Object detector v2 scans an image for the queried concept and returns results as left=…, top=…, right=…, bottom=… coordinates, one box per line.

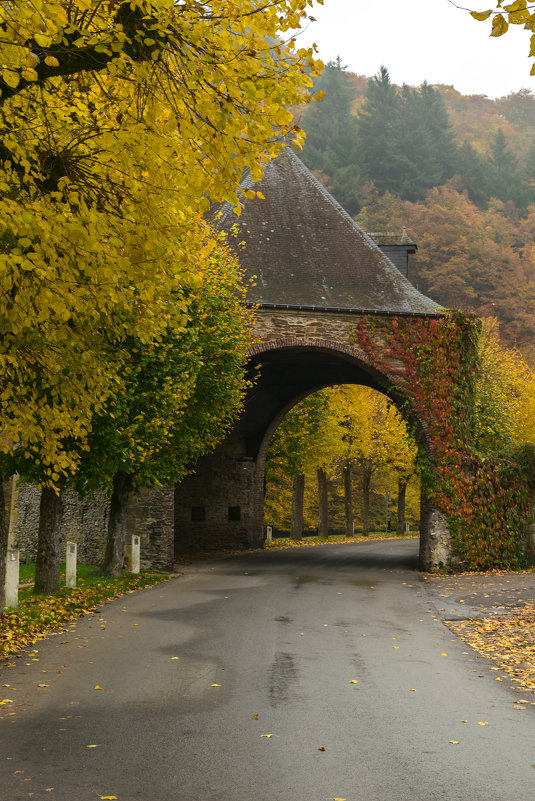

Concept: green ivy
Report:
left=357, top=311, right=535, bottom=571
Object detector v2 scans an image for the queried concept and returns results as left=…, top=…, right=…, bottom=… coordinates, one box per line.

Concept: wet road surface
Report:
left=1, top=539, right=534, bottom=801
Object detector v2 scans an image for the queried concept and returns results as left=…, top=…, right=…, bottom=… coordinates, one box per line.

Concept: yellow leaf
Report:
left=2, top=70, right=19, bottom=89
left=318, top=745, right=326, bottom=751
left=211, top=683, right=221, bottom=687
left=34, top=33, right=52, bottom=47
left=478, top=721, right=488, bottom=725
left=260, top=733, right=273, bottom=738
left=86, top=744, right=100, bottom=748
left=448, top=740, right=459, bottom=744
left=44, top=56, right=60, bottom=68
left=94, top=685, right=103, bottom=690
left=470, top=10, right=493, bottom=21
left=509, top=8, right=530, bottom=23
left=349, top=680, right=358, bottom=684
left=252, top=714, right=259, bottom=719
left=491, top=13, right=509, bottom=35
left=21, top=68, right=38, bottom=82
left=505, top=0, right=527, bottom=11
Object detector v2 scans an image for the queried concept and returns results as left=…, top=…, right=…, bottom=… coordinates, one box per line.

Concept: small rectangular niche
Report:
left=228, top=506, right=241, bottom=522
left=191, top=505, right=206, bottom=522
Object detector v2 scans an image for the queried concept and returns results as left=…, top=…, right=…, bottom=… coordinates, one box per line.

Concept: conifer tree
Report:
left=301, top=58, right=362, bottom=215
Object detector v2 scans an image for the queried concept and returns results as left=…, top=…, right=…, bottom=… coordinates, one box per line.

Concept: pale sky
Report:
left=292, top=0, right=532, bottom=98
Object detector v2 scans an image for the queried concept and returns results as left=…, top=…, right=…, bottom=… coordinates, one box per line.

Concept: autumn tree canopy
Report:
left=0, top=0, right=321, bottom=483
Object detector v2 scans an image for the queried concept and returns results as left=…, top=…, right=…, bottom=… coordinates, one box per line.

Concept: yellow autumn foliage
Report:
left=0, top=1, right=322, bottom=483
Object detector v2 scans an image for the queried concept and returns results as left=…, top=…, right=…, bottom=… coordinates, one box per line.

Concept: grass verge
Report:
left=1, top=566, right=174, bottom=662
left=264, top=533, right=419, bottom=549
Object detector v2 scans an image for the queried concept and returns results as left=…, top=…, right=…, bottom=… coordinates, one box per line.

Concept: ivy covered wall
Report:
left=358, top=310, right=535, bottom=570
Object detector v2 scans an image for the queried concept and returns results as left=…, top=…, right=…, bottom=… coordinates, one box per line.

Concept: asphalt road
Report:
left=1, top=539, right=534, bottom=801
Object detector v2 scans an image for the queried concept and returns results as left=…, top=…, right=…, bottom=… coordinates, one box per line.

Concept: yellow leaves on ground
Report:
left=94, top=686, right=103, bottom=691
left=447, top=603, right=535, bottom=691
left=0, top=572, right=171, bottom=661
left=260, top=733, right=273, bottom=738
left=349, top=680, right=359, bottom=684
left=448, top=740, right=460, bottom=744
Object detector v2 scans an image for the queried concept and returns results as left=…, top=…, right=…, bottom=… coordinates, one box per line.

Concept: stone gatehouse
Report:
left=6, top=148, right=456, bottom=571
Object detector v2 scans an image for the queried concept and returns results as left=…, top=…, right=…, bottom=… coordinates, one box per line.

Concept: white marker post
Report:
left=266, top=525, right=273, bottom=544
left=66, top=542, right=77, bottom=588
left=405, top=522, right=411, bottom=534
left=5, top=549, right=20, bottom=609
left=131, top=535, right=140, bottom=574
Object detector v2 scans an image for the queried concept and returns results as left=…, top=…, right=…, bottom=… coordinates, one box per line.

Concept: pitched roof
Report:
left=211, top=148, right=438, bottom=314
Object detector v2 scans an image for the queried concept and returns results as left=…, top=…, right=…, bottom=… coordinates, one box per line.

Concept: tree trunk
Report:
left=291, top=473, right=305, bottom=540
left=344, top=461, right=353, bottom=536
left=362, top=468, right=371, bottom=536
left=317, top=467, right=328, bottom=539
left=34, top=486, right=64, bottom=595
left=102, top=471, right=133, bottom=577
left=0, top=472, right=8, bottom=613
left=397, top=476, right=409, bottom=536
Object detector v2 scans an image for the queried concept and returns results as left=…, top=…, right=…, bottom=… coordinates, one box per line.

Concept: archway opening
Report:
left=263, top=384, right=420, bottom=545
left=173, top=340, right=432, bottom=562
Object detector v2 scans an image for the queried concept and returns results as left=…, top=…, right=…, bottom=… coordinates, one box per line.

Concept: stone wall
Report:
left=8, top=481, right=174, bottom=571
left=174, top=454, right=259, bottom=553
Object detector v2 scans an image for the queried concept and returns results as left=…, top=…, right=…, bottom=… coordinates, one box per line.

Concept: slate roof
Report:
left=211, top=148, right=438, bottom=314
left=368, top=231, right=417, bottom=248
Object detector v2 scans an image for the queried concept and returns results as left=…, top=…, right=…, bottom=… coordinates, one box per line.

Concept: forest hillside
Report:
left=299, top=61, right=535, bottom=357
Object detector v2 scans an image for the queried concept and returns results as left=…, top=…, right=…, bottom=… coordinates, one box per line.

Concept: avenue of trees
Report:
left=0, top=0, right=322, bottom=607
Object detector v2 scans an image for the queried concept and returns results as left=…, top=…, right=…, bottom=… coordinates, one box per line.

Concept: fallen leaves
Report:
left=448, top=740, right=459, bottom=744
left=349, top=680, right=358, bottom=684
left=94, top=686, right=103, bottom=691
left=446, top=602, right=535, bottom=692
left=260, top=734, right=273, bottom=738
left=0, top=573, right=172, bottom=662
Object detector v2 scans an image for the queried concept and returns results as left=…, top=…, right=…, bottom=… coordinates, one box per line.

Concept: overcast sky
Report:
left=292, top=0, right=532, bottom=98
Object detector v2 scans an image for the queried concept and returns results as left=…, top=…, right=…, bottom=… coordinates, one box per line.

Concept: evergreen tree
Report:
left=357, top=66, right=402, bottom=196
left=300, top=58, right=362, bottom=215
left=456, top=139, right=491, bottom=207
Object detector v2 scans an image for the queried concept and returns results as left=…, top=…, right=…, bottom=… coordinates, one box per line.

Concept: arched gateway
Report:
left=173, top=149, right=451, bottom=569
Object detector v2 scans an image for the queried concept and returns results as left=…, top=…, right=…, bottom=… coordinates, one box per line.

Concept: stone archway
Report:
left=173, top=327, right=443, bottom=568
left=171, top=147, right=535, bottom=572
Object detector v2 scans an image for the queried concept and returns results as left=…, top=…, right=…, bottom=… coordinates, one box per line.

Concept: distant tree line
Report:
left=300, top=63, right=535, bottom=355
